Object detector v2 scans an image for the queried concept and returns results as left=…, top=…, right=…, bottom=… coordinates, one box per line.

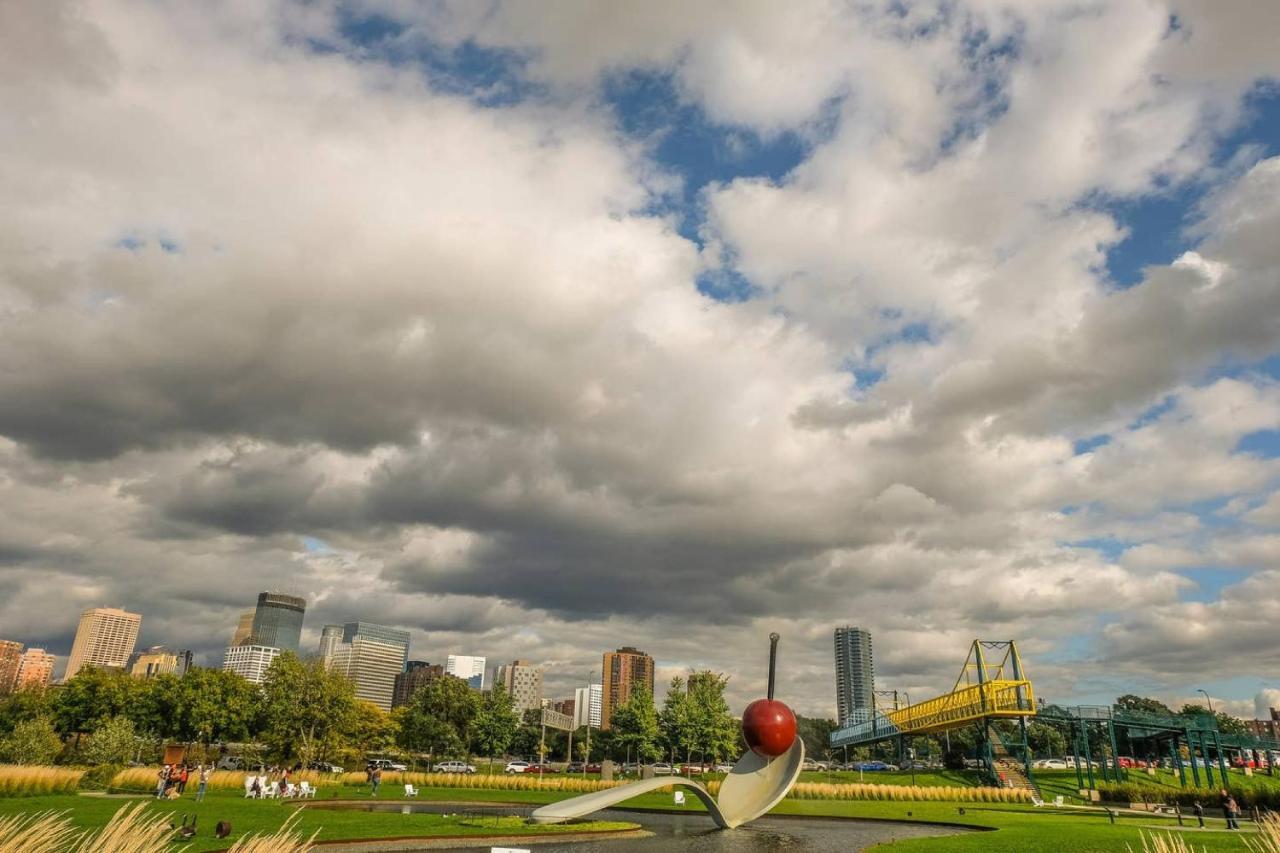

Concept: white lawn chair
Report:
left=298, top=781, right=316, bottom=799
left=243, top=776, right=257, bottom=798
left=1030, top=795, right=1046, bottom=807
left=404, top=783, right=419, bottom=798
left=261, top=779, right=277, bottom=799
left=284, top=783, right=298, bottom=798
left=1053, top=796, right=1064, bottom=807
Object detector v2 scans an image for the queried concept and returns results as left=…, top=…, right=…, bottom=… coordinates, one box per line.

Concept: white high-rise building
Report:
left=574, top=683, right=602, bottom=728
left=329, top=625, right=409, bottom=712
left=494, top=660, right=543, bottom=712
left=222, top=644, right=281, bottom=684
left=446, top=654, right=486, bottom=689
left=64, top=607, right=142, bottom=680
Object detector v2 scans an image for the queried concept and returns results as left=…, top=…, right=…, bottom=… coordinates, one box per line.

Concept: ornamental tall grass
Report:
left=108, top=768, right=332, bottom=793
left=1246, top=812, right=1280, bottom=853
left=783, top=781, right=1028, bottom=803
left=0, top=766, right=85, bottom=797
left=1128, top=830, right=1204, bottom=853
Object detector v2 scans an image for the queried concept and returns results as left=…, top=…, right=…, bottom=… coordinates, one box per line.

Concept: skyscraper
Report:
left=222, top=644, right=281, bottom=684
left=250, top=593, right=306, bottom=654
left=494, top=659, right=544, bottom=712
left=65, top=607, right=142, bottom=680
left=16, top=648, right=55, bottom=689
left=834, top=626, right=874, bottom=725
left=231, top=610, right=256, bottom=645
left=129, top=646, right=191, bottom=679
left=328, top=622, right=411, bottom=711
left=0, top=640, right=22, bottom=695
left=574, top=684, right=602, bottom=728
left=318, top=624, right=344, bottom=663
left=601, top=647, right=654, bottom=730
left=392, top=660, right=444, bottom=708
left=445, top=654, right=486, bottom=690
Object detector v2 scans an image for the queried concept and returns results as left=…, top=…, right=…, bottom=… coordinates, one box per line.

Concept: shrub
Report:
left=0, top=719, right=62, bottom=766
left=80, top=717, right=138, bottom=767
left=77, top=764, right=124, bottom=791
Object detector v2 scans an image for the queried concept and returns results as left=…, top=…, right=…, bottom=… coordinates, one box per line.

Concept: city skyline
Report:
left=0, top=2, right=1278, bottom=720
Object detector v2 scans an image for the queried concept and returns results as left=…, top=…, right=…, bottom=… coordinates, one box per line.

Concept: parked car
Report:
left=800, top=759, right=830, bottom=771
left=1033, top=758, right=1068, bottom=770
left=856, top=761, right=889, bottom=771
left=505, top=760, right=531, bottom=773
left=307, top=761, right=345, bottom=773
left=435, top=761, right=477, bottom=774
left=525, top=763, right=558, bottom=774
left=652, top=763, right=675, bottom=775
left=714, top=763, right=734, bottom=773
left=368, top=758, right=408, bottom=772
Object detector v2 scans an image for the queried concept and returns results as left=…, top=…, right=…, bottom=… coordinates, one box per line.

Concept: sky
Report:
left=0, top=0, right=1278, bottom=722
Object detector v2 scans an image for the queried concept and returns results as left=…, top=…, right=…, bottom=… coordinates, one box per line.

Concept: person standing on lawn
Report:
left=1192, top=800, right=1204, bottom=827
left=195, top=764, right=211, bottom=802
left=1220, top=790, right=1240, bottom=830
left=177, top=764, right=190, bottom=794
left=155, top=765, right=169, bottom=799
left=371, top=766, right=382, bottom=797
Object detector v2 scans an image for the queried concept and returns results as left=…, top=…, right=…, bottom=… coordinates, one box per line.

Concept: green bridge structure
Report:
left=1038, top=703, right=1280, bottom=792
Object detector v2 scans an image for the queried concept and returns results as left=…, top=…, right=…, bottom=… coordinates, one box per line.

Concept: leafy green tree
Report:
left=1026, top=721, right=1067, bottom=758
left=472, top=683, right=519, bottom=771
left=609, top=686, right=660, bottom=763
left=345, top=701, right=398, bottom=755
left=259, top=653, right=357, bottom=765
left=659, top=677, right=692, bottom=762
left=1116, top=695, right=1174, bottom=716
left=398, top=674, right=480, bottom=763
left=1212, top=712, right=1249, bottom=736
left=81, top=715, right=139, bottom=765
left=796, top=715, right=836, bottom=761
left=174, top=667, right=260, bottom=745
left=129, top=674, right=182, bottom=740
left=0, top=716, right=63, bottom=765
left=51, top=669, right=141, bottom=738
left=0, top=687, right=54, bottom=735
left=685, top=672, right=738, bottom=764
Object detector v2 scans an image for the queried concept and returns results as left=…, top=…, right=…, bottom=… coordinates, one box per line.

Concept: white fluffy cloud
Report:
left=0, top=0, right=1277, bottom=715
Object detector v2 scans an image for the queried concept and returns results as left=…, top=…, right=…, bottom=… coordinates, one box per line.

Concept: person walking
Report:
left=155, top=765, right=170, bottom=799
left=1192, top=800, right=1204, bottom=828
left=177, top=764, right=190, bottom=795
left=195, top=764, right=211, bottom=802
left=371, top=766, right=382, bottom=797
left=1221, top=790, right=1241, bottom=830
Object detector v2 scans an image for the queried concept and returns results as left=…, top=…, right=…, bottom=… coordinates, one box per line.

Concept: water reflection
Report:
left=307, top=803, right=966, bottom=852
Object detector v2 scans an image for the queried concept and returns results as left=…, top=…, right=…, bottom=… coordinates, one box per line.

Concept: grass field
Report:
left=0, top=789, right=634, bottom=852
left=0, top=781, right=1269, bottom=853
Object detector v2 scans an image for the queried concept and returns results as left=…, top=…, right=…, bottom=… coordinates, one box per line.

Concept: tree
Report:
left=1116, top=695, right=1174, bottom=716
left=0, top=687, right=53, bottom=735
left=658, top=677, right=692, bottom=762
left=173, top=667, right=260, bottom=745
left=51, top=669, right=142, bottom=737
left=345, top=701, right=398, bottom=755
left=472, top=684, right=519, bottom=771
left=796, top=715, right=836, bottom=762
left=1025, top=721, right=1067, bottom=758
left=685, top=672, right=738, bottom=764
left=0, top=716, right=63, bottom=765
left=609, top=686, right=660, bottom=764
left=259, top=653, right=357, bottom=765
left=398, top=674, right=480, bottom=763
left=82, top=715, right=139, bottom=766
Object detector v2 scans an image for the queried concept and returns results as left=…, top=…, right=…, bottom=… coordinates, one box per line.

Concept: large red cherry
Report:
left=742, top=697, right=797, bottom=758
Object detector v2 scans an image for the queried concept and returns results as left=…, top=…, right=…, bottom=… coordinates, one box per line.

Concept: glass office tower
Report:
left=250, top=592, right=306, bottom=654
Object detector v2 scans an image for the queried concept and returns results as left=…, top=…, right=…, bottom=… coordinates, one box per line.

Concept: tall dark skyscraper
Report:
left=250, top=592, right=306, bottom=654
left=834, top=626, right=874, bottom=725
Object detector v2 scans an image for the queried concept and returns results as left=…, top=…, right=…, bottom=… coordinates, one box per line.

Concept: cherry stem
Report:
left=767, top=633, right=780, bottom=700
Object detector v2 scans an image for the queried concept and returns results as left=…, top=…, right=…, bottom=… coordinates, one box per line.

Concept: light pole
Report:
left=902, top=691, right=914, bottom=786
left=1197, top=689, right=1215, bottom=715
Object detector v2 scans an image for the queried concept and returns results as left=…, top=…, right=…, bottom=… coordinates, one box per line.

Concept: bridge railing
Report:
left=884, top=679, right=1035, bottom=734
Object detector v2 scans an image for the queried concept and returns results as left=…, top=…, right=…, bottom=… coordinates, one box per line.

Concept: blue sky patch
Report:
left=1073, top=434, right=1111, bottom=455
left=1236, top=429, right=1280, bottom=459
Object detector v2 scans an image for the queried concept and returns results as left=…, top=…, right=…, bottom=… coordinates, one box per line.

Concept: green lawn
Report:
left=0, top=790, right=634, bottom=852
left=1, top=779, right=1271, bottom=852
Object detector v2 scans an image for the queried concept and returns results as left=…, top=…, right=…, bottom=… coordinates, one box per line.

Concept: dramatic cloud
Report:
left=0, top=0, right=1277, bottom=716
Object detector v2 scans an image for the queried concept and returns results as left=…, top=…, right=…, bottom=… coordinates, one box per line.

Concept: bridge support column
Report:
left=1170, top=737, right=1185, bottom=788
left=1072, top=723, right=1084, bottom=791
left=1082, top=722, right=1096, bottom=790
left=1108, top=720, right=1124, bottom=782
left=1188, top=730, right=1202, bottom=788
left=1215, top=733, right=1229, bottom=786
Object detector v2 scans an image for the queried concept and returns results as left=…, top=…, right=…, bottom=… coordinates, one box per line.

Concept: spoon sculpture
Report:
left=530, top=633, right=804, bottom=829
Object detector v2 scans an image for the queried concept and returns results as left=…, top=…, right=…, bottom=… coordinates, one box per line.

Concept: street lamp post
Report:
left=1197, top=689, right=1214, bottom=715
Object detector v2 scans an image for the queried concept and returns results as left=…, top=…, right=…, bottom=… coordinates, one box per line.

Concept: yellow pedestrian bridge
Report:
left=830, top=640, right=1035, bottom=747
